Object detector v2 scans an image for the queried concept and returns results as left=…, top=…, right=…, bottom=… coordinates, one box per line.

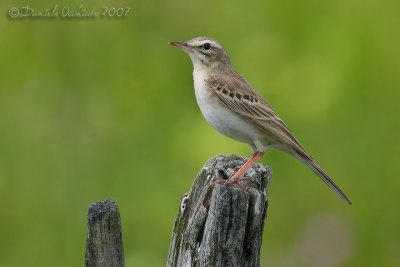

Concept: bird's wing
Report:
left=207, top=71, right=311, bottom=160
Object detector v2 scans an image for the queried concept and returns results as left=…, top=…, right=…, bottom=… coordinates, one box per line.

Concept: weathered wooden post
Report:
left=167, top=154, right=272, bottom=267
left=85, top=198, right=125, bottom=267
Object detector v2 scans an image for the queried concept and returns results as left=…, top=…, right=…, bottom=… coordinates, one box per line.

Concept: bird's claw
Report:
left=213, top=178, right=254, bottom=191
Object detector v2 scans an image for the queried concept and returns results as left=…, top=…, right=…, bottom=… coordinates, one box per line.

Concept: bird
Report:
left=170, top=37, right=351, bottom=205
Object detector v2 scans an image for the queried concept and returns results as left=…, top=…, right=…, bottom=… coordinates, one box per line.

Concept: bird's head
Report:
left=170, top=37, right=231, bottom=70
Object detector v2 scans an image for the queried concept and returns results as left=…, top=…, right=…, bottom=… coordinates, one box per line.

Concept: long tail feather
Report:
left=294, top=153, right=351, bottom=205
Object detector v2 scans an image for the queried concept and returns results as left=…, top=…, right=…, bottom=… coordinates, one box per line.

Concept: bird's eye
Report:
left=203, top=43, right=211, bottom=50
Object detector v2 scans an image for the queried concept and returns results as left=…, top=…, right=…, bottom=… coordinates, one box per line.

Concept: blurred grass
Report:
left=1, top=0, right=399, bottom=266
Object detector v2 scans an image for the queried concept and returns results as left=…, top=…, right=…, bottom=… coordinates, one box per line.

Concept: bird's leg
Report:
left=230, top=152, right=264, bottom=182
left=213, top=152, right=264, bottom=190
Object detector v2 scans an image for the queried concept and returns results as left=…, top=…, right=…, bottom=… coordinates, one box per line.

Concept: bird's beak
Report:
left=169, top=41, right=192, bottom=52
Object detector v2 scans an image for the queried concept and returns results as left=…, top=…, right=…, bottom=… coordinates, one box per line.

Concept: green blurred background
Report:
left=1, top=0, right=399, bottom=266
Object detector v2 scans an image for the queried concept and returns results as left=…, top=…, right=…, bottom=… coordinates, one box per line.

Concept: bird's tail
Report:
left=294, top=152, right=352, bottom=205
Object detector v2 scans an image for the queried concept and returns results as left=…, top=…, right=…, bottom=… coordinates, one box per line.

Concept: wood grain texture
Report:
left=167, top=154, right=272, bottom=267
left=85, top=198, right=124, bottom=267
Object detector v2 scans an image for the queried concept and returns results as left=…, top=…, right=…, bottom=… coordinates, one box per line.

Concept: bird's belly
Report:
left=202, top=101, right=251, bottom=141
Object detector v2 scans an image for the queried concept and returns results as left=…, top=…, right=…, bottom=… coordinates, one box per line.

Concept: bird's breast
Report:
left=192, top=70, right=265, bottom=146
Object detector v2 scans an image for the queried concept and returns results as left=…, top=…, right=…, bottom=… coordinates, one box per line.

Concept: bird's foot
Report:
left=213, top=175, right=254, bottom=191
left=213, top=178, right=245, bottom=191
left=239, top=176, right=256, bottom=183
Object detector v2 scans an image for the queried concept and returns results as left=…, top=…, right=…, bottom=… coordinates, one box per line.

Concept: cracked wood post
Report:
left=167, top=154, right=272, bottom=267
left=85, top=198, right=125, bottom=267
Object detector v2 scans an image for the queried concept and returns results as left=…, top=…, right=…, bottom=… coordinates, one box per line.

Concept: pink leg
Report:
left=231, top=152, right=264, bottom=182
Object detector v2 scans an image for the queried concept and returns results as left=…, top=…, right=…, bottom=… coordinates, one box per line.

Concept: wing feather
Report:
left=207, top=71, right=312, bottom=160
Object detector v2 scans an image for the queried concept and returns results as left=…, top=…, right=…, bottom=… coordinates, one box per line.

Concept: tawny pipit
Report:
left=170, top=37, right=351, bottom=204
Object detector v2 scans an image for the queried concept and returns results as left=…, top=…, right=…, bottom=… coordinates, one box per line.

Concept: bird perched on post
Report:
left=170, top=37, right=351, bottom=205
